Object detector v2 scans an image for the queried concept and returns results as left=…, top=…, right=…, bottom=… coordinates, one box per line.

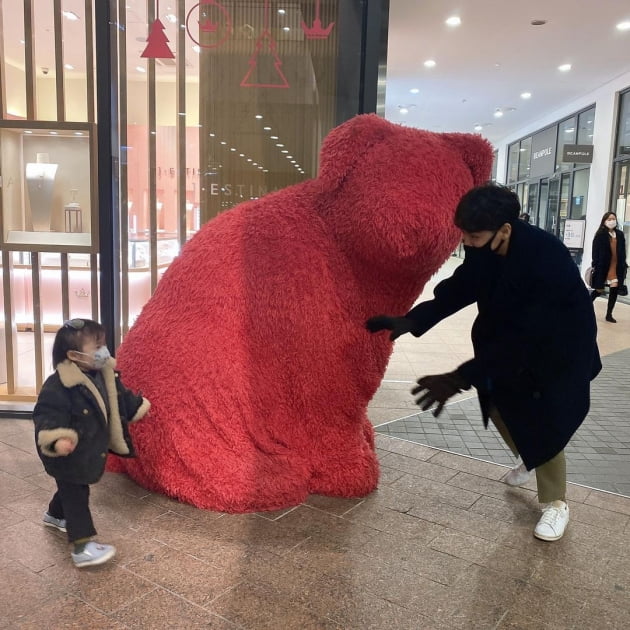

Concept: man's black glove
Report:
left=411, top=370, right=471, bottom=417
left=365, top=315, right=415, bottom=341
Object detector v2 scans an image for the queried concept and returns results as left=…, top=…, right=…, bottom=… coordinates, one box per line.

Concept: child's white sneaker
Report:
left=504, top=461, right=531, bottom=486
left=71, top=542, right=116, bottom=568
left=43, top=512, right=67, bottom=533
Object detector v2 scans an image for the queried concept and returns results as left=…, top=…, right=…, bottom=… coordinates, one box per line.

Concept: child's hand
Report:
left=54, top=438, right=76, bottom=455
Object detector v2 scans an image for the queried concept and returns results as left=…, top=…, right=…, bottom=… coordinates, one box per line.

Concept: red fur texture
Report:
left=109, top=114, right=493, bottom=512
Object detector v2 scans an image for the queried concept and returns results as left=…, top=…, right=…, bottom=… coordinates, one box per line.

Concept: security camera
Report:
left=41, top=67, right=49, bottom=75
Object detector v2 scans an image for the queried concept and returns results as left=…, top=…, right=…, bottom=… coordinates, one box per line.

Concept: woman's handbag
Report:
left=584, top=266, right=594, bottom=288
left=619, top=284, right=628, bottom=296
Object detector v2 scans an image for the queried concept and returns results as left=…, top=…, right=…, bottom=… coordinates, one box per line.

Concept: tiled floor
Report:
left=1, top=418, right=630, bottom=629
left=1, top=257, right=630, bottom=629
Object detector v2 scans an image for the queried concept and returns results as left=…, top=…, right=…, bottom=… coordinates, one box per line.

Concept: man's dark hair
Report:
left=454, top=183, right=521, bottom=232
left=52, top=318, right=106, bottom=368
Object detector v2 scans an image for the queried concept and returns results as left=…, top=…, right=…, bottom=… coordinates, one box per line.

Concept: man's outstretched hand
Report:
left=412, top=370, right=471, bottom=417
left=365, top=315, right=415, bottom=341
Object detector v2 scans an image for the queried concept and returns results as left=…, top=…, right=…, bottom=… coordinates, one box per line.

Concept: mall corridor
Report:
left=1, top=260, right=629, bottom=629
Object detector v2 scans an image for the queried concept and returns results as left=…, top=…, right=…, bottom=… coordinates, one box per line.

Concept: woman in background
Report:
left=590, top=211, right=627, bottom=323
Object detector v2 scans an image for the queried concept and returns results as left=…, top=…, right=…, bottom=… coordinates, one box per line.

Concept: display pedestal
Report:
left=64, top=204, right=82, bottom=232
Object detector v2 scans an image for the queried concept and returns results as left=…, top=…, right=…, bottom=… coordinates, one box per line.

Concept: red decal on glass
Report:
left=240, top=0, right=289, bottom=88
left=186, top=0, right=233, bottom=50
left=301, top=0, right=335, bottom=40
left=141, top=2, right=175, bottom=59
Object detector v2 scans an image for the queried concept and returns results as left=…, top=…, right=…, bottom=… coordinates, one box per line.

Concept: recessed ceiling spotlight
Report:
left=62, top=10, right=79, bottom=21
left=192, top=45, right=201, bottom=53
left=558, top=63, right=572, bottom=72
left=616, top=21, right=630, bottom=31
left=263, top=126, right=271, bottom=131
left=283, top=26, right=290, bottom=31
left=410, top=88, right=420, bottom=94
left=424, top=59, right=436, bottom=68
left=255, top=114, right=263, bottom=119
left=445, top=16, right=461, bottom=26
left=474, top=124, right=483, bottom=132
left=530, top=19, right=547, bottom=26
left=64, top=64, right=74, bottom=70
left=520, top=92, right=532, bottom=99
left=494, top=109, right=504, bottom=118
left=165, top=13, right=177, bottom=23
left=278, top=9, right=286, bottom=14
left=399, top=108, right=409, bottom=114
left=136, top=66, right=146, bottom=73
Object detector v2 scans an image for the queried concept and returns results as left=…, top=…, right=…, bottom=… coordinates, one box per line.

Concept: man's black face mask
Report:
left=463, top=230, right=499, bottom=261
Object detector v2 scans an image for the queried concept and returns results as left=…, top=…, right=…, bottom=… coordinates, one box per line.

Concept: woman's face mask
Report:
left=605, top=219, right=617, bottom=229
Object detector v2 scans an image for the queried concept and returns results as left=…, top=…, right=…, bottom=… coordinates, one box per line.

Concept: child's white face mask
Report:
left=75, top=346, right=111, bottom=370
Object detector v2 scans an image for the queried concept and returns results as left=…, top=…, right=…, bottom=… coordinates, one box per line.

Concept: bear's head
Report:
left=316, top=114, right=493, bottom=278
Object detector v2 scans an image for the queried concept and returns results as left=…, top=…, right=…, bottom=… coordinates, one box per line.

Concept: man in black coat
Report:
left=367, top=183, right=601, bottom=541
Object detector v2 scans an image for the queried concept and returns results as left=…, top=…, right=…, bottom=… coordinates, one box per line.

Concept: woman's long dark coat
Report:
left=406, top=220, right=601, bottom=470
left=591, top=228, right=627, bottom=290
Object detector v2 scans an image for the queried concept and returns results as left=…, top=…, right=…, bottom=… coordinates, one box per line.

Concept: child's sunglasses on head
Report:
left=64, top=319, right=85, bottom=330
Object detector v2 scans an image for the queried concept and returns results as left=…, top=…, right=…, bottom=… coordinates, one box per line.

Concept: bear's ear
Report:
left=440, top=132, right=494, bottom=186
left=318, top=114, right=393, bottom=188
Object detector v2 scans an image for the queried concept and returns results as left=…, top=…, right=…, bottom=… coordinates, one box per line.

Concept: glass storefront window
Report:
left=556, top=116, right=577, bottom=171
left=518, top=137, right=532, bottom=180
left=570, top=169, right=589, bottom=220
left=577, top=107, right=595, bottom=145
left=616, top=90, right=630, bottom=157
left=0, top=0, right=385, bottom=400
left=507, top=142, right=519, bottom=183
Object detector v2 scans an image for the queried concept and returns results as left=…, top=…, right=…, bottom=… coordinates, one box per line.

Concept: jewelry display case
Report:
left=0, top=121, right=97, bottom=252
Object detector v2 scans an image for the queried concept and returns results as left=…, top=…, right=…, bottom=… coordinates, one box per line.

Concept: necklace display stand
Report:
left=25, top=153, right=58, bottom=231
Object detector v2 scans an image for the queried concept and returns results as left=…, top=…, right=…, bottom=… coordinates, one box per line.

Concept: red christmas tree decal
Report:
left=141, top=1, right=175, bottom=59
left=240, top=0, right=289, bottom=88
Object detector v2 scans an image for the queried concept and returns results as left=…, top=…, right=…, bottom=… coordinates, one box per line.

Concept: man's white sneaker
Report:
left=534, top=500, right=569, bottom=541
left=504, top=461, right=531, bottom=486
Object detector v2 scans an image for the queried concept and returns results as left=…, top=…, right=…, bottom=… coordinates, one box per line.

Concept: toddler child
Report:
left=33, top=318, right=150, bottom=568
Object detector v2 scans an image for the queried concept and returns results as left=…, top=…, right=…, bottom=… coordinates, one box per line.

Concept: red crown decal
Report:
left=301, top=17, right=334, bottom=39
left=199, top=17, right=218, bottom=33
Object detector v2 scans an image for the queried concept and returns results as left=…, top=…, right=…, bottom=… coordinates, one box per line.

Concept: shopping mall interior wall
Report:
left=495, top=68, right=630, bottom=272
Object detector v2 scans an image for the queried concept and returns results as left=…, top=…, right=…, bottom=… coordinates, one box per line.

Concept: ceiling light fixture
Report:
left=520, top=92, right=532, bottom=99
left=62, top=10, right=79, bottom=21
left=616, top=21, right=630, bottom=31
left=445, top=16, right=461, bottom=27
left=136, top=66, right=146, bottom=73
left=493, top=109, right=503, bottom=118
left=409, top=88, right=420, bottom=94
left=474, top=124, right=483, bottom=132
left=255, top=114, right=263, bottom=119
left=530, top=19, right=547, bottom=26
left=424, top=59, right=436, bottom=68
left=558, top=63, right=572, bottom=72
left=64, top=64, right=74, bottom=70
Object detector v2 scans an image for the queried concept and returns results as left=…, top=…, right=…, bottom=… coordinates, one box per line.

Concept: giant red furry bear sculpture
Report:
left=109, top=114, right=492, bottom=512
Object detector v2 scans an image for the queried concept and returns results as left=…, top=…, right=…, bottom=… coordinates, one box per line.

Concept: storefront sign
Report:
left=562, top=144, right=593, bottom=163
left=530, top=127, right=557, bottom=177
left=563, top=219, right=586, bottom=248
